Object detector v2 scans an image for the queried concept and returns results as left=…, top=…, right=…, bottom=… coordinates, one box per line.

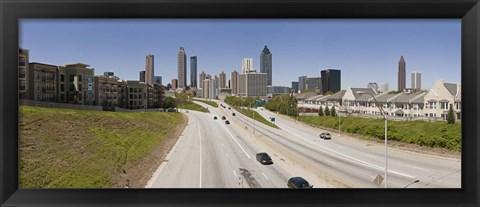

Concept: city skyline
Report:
left=20, top=19, right=461, bottom=89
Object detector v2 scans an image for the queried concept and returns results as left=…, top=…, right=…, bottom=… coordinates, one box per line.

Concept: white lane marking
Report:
left=225, top=153, right=229, bottom=158
left=198, top=119, right=202, bottom=188
left=233, top=170, right=238, bottom=178
left=286, top=123, right=416, bottom=179
left=261, top=172, right=269, bottom=180
left=222, top=125, right=251, bottom=159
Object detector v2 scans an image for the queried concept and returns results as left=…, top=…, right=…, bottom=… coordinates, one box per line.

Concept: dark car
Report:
left=232, top=113, right=236, bottom=116
left=319, top=132, right=331, bottom=140
left=256, top=152, right=273, bottom=165
left=225, top=120, right=230, bottom=124
left=228, top=107, right=231, bottom=110
left=222, top=116, right=226, bottom=120
left=287, top=177, right=313, bottom=188
left=213, top=116, right=217, bottom=120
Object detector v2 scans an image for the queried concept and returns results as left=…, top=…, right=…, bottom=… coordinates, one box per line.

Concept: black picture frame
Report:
left=1, top=0, right=479, bottom=206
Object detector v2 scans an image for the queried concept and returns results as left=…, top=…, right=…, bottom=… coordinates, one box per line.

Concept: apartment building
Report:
left=19, top=48, right=29, bottom=99
left=28, top=62, right=57, bottom=102
left=94, top=75, right=122, bottom=108
left=423, top=80, right=461, bottom=120
left=125, top=80, right=147, bottom=109
left=58, top=63, right=95, bottom=105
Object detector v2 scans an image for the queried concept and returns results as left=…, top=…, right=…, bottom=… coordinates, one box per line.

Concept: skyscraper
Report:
left=219, top=71, right=226, bottom=88
left=214, top=75, right=219, bottom=89
left=260, top=45, right=272, bottom=86
left=245, top=72, right=268, bottom=97
left=398, top=55, right=406, bottom=92
left=411, top=71, right=421, bottom=90
left=321, top=69, right=341, bottom=95
left=291, top=81, right=299, bottom=93
left=231, top=70, right=239, bottom=94
left=145, top=54, right=154, bottom=85
left=298, top=76, right=307, bottom=92
left=177, top=47, right=187, bottom=88
left=199, top=71, right=206, bottom=89
left=139, top=71, right=145, bottom=82
left=190, top=56, right=197, bottom=88
left=241, top=58, right=253, bottom=74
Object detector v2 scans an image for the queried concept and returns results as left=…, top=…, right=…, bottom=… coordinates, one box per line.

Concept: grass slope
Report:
left=177, top=102, right=210, bottom=113
left=297, top=116, right=461, bottom=151
left=19, top=106, right=186, bottom=188
left=194, top=100, right=218, bottom=108
left=237, top=108, right=278, bottom=129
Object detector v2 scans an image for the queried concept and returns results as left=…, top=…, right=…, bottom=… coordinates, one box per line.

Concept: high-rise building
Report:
left=321, top=69, right=341, bottom=95
left=104, top=72, right=115, bottom=77
left=241, top=58, right=253, bottom=74
left=291, top=81, right=299, bottom=93
left=398, top=55, right=406, bottom=92
left=145, top=54, right=154, bottom=85
left=154, top=76, right=162, bottom=85
left=260, top=45, right=273, bottom=86
left=298, top=76, right=307, bottom=92
left=378, top=82, right=390, bottom=93
left=367, top=82, right=378, bottom=92
left=177, top=47, right=187, bottom=88
left=214, top=75, right=219, bottom=89
left=172, top=79, right=178, bottom=90
left=411, top=71, right=421, bottom=90
left=139, top=71, right=145, bottom=82
left=231, top=70, right=239, bottom=94
left=245, top=72, right=268, bottom=97
left=199, top=71, right=206, bottom=89
left=190, top=56, right=197, bottom=88
left=219, top=71, right=226, bottom=88
left=238, top=74, right=247, bottom=96
left=18, top=48, right=29, bottom=100
left=306, top=77, right=322, bottom=93
left=202, top=75, right=216, bottom=99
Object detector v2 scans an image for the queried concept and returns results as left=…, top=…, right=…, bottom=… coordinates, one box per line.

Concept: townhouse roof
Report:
left=350, top=88, right=376, bottom=99
left=375, top=94, right=398, bottom=103
left=356, top=94, right=374, bottom=102
left=327, top=90, right=346, bottom=101
left=29, top=62, right=58, bottom=68
left=410, top=93, right=426, bottom=104
left=444, top=83, right=458, bottom=96
left=305, top=94, right=324, bottom=101
left=295, top=92, right=318, bottom=100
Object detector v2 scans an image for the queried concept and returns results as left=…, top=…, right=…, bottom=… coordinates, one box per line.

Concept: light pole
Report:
left=251, top=102, right=255, bottom=135
left=357, top=91, right=388, bottom=188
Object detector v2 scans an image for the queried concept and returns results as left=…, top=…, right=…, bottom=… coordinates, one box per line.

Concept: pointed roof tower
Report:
left=399, top=55, right=405, bottom=62
left=262, top=45, right=271, bottom=54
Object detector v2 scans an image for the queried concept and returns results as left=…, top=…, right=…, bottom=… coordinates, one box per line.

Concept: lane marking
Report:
left=261, top=172, right=269, bottom=180
left=225, top=153, right=229, bottom=158
left=233, top=170, right=238, bottom=178
left=222, top=125, right=251, bottom=159
left=198, top=118, right=202, bottom=188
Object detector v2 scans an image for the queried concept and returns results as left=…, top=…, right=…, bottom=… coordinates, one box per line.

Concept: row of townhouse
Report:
left=296, top=80, right=461, bottom=120
left=22, top=61, right=165, bottom=110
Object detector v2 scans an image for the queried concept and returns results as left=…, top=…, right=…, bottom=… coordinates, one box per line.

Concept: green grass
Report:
left=19, top=106, right=186, bottom=188
left=177, top=102, right=210, bottom=113
left=296, top=115, right=461, bottom=151
left=237, top=108, right=279, bottom=129
left=194, top=99, right=219, bottom=108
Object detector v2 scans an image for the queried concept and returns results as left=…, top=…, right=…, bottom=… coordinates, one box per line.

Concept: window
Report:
left=79, top=75, right=83, bottom=82
left=130, top=94, right=133, bottom=99
left=36, top=72, right=40, bottom=80
left=61, top=94, right=65, bottom=101
left=61, top=84, right=64, bottom=92
left=19, top=81, right=26, bottom=90
left=19, top=58, right=26, bottom=67
left=79, top=84, right=83, bottom=91
left=19, top=70, right=26, bottom=79
left=130, top=88, right=133, bottom=93
left=60, top=74, right=65, bottom=82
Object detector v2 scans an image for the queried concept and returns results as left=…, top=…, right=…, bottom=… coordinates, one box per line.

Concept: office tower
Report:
left=231, top=70, right=239, bottom=94
left=411, top=71, right=421, bottom=90
left=267, top=86, right=290, bottom=95
left=398, top=55, right=406, bottom=92
left=145, top=54, right=154, bottom=85
left=18, top=48, right=29, bottom=99
left=104, top=72, right=114, bottom=77
left=215, top=75, right=219, bottom=89
left=28, top=62, right=57, bottom=102
left=154, top=76, right=162, bottom=85
left=190, top=56, right=197, bottom=88
left=238, top=74, right=247, bottom=96
left=367, top=82, right=378, bottom=92
left=321, top=69, right=341, bottom=95
left=245, top=72, right=268, bottom=97
left=241, top=58, right=253, bottom=74
left=291, top=81, right=299, bottom=93
left=139, top=71, right=145, bottom=82
left=260, top=45, right=273, bottom=86
left=298, top=76, right=307, bottom=92
left=306, top=77, right=322, bottom=93
left=219, top=71, right=226, bottom=88
left=199, top=71, right=206, bottom=89
left=378, top=82, right=389, bottom=93
left=178, top=47, right=187, bottom=88
left=172, top=79, right=178, bottom=90
left=209, top=78, right=217, bottom=99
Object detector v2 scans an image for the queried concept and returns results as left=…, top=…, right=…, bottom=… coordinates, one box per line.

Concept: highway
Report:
left=147, top=100, right=461, bottom=188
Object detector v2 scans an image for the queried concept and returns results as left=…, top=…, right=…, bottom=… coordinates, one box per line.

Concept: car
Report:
left=319, top=132, right=331, bottom=140
left=222, top=116, right=226, bottom=120
left=228, top=107, right=231, bottom=110
left=256, top=152, right=273, bottom=165
left=287, top=177, right=313, bottom=188
left=213, top=116, right=217, bottom=120
left=166, top=108, right=177, bottom=112
left=225, top=120, right=230, bottom=124
left=232, top=113, right=236, bottom=116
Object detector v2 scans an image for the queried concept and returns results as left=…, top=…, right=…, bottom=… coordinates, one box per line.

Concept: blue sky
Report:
left=20, top=19, right=460, bottom=90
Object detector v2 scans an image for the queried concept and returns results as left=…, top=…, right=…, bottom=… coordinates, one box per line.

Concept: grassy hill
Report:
left=19, top=106, right=187, bottom=188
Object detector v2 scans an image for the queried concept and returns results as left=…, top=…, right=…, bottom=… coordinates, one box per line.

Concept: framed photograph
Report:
left=1, top=0, right=479, bottom=206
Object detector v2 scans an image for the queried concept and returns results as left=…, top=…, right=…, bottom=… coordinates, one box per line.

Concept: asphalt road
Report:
left=147, top=100, right=460, bottom=188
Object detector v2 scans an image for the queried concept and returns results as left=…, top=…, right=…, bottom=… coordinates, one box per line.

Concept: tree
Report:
left=163, top=96, right=176, bottom=108
left=324, top=106, right=330, bottom=116
left=447, top=104, right=456, bottom=124
left=318, top=106, right=324, bottom=116
left=331, top=106, right=336, bottom=116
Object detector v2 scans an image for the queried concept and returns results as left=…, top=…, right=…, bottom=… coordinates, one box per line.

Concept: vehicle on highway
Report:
left=166, top=108, right=177, bottom=112
left=232, top=113, right=236, bottom=116
left=319, top=132, right=331, bottom=140
left=287, top=177, right=313, bottom=188
left=255, top=152, right=273, bottom=165
left=228, top=107, right=231, bottom=110
left=213, top=116, right=217, bottom=120
left=222, top=116, right=226, bottom=120
left=225, top=120, right=230, bottom=124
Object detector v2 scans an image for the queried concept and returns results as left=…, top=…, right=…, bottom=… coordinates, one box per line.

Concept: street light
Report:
left=251, top=102, right=255, bottom=135
left=356, top=91, right=388, bottom=188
